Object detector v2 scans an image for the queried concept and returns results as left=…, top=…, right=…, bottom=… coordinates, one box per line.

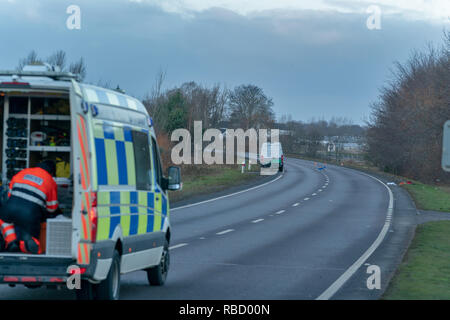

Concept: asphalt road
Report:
left=0, top=157, right=391, bottom=299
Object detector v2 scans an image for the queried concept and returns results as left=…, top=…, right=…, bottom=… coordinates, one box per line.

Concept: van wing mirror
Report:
left=167, top=166, right=182, bottom=191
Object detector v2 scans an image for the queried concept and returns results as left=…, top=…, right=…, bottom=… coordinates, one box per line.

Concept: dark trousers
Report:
left=0, top=196, right=43, bottom=239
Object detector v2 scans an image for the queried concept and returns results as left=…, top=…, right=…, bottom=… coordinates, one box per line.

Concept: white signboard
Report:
left=442, top=121, right=450, bottom=172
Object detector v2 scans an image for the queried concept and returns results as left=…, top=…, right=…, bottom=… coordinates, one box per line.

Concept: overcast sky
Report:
left=0, top=0, right=448, bottom=124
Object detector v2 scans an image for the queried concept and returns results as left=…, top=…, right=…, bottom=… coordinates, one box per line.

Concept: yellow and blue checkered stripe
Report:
left=96, top=191, right=168, bottom=241
left=81, top=85, right=145, bottom=113
left=94, top=122, right=136, bottom=186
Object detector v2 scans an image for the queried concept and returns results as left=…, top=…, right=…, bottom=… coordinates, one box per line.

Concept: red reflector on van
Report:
left=90, top=192, right=98, bottom=243
left=50, top=278, right=65, bottom=282
left=21, top=277, right=37, bottom=282
left=3, top=276, right=19, bottom=282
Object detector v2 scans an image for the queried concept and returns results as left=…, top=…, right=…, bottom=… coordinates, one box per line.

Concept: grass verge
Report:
left=383, top=221, right=450, bottom=299
left=403, top=182, right=450, bottom=212
left=169, top=164, right=263, bottom=203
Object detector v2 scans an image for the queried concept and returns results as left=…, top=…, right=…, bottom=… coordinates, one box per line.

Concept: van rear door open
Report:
left=70, top=80, right=95, bottom=264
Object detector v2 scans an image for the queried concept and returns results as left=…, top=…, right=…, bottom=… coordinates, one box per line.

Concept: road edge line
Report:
left=316, top=171, right=394, bottom=300
left=171, top=173, right=284, bottom=212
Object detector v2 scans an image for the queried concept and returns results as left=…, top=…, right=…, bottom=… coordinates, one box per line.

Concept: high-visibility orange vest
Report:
left=8, top=167, right=59, bottom=214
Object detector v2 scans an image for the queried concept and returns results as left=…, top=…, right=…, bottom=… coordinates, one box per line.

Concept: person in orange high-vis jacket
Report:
left=0, top=160, right=62, bottom=254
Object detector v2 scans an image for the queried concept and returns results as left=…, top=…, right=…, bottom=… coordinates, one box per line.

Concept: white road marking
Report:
left=275, top=210, right=285, bottom=214
left=317, top=172, right=394, bottom=300
left=169, top=243, right=188, bottom=250
left=293, top=203, right=300, bottom=207
left=216, top=229, right=234, bottom=235
left=312, top=193, right=317, bottom=196
left=304, top=197, right=310, bottom=201
left=318, top=189, right=322, bottom=192
left=252, top=219, right=264, bottom=223
left=172, top=174, right=284, bottom=212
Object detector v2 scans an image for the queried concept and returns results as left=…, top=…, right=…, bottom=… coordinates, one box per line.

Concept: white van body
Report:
left=260, top=142, right=284, bottom=171
left=0, top=66, right=178, bottom=299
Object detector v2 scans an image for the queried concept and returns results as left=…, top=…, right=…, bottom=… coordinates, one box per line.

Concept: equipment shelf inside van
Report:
left=0, top=64, right=181, bottom=299
left=1, top=91, right=74, bottom=250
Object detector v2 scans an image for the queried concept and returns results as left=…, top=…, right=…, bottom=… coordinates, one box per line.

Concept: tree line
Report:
left=143, top=70, right=276, bottom=135
left=366, top=31, right=450, bottom=183
left=277, top=116, right=365, bottom=158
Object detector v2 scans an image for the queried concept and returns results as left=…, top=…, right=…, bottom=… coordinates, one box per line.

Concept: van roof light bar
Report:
left=0, top=70, right=80, bottom=82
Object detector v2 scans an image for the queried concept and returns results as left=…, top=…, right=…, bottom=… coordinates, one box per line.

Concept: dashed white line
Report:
left=312, top=193, right=317, bottom=196
left=252, top=219, right=264, bottom=223
left=275, top=210, right=285, bottom=215
left=216, top=229, right=234, bottom=235
left=318, top=189, right=322, bottom=192
left=292, top=203, right=300, bottom=207
left=304, top=197, right=310, bottom=201
left=169, top=243, right=188, bottom=250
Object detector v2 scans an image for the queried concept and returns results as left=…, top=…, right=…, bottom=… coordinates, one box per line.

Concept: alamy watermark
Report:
left=66, top=5, right=81, bottom=30
left=366, top=5, right=382, bottom=30
left=66, top=265, right=81, bottom=290
left=171, top=121, right=281, bottom=175
left=366, top=264, right=381, bottom=290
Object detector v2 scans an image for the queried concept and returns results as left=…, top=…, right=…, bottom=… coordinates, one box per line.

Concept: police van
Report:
left=0, top=64, right=181, bottom=299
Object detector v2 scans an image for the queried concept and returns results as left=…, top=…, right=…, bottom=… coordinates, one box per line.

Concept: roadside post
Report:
left=248, top=160, right=252, bottom=171
left=241, top=161, right=245, bottom=173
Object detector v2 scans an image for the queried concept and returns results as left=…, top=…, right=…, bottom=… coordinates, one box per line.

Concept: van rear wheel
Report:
left=147, top=239, right=169, bottom=286
left=96, top=250, right=121, bottom=300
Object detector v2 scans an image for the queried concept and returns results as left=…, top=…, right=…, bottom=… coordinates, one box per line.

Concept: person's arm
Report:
left=7, top=176, right=15, bottom=198
left=45, top=180, right=60, bottom=217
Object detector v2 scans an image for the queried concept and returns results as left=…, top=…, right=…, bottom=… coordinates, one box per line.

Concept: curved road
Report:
left=0, top=158, right=391, bottom=299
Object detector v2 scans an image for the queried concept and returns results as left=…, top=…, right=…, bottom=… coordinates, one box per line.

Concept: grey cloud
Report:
left=0, top=0, right=446, bottom=123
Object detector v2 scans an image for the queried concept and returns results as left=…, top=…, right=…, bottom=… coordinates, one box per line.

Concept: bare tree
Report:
left=46, top=50, right=67, bottom=71
left=69, top=57, right=87, bottom=81
left=367, top=31, right=450, bottom=182
left=228, top=84, right=275, bottom=129
left=17, top=50, right=42, bottom=71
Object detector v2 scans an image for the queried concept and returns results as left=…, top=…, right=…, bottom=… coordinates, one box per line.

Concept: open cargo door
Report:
left=70, top=80, right=94, bottom=265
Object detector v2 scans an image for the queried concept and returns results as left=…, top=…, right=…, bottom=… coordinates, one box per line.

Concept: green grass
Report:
left=403, top=182, right=450, bottom=212
left=169, top=164, right=262, bottom=203
left=383, top=221, right=450, bottom=299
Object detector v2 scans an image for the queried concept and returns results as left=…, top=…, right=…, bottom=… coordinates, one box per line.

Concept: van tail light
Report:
left=69, top=267, right=86, bottom=275
left=281, top=155, right=284, bottom=164
left=90, top=192, right=98, bottom=243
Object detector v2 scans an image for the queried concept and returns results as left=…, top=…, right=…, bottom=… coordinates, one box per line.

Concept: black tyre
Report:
left=279, top=165, right=284, bottom=172
left=147, top=239, right=170, bottom=286
left=76, top=280, right=96, bottom=300
left=96, top=250, right=121, bottom=300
